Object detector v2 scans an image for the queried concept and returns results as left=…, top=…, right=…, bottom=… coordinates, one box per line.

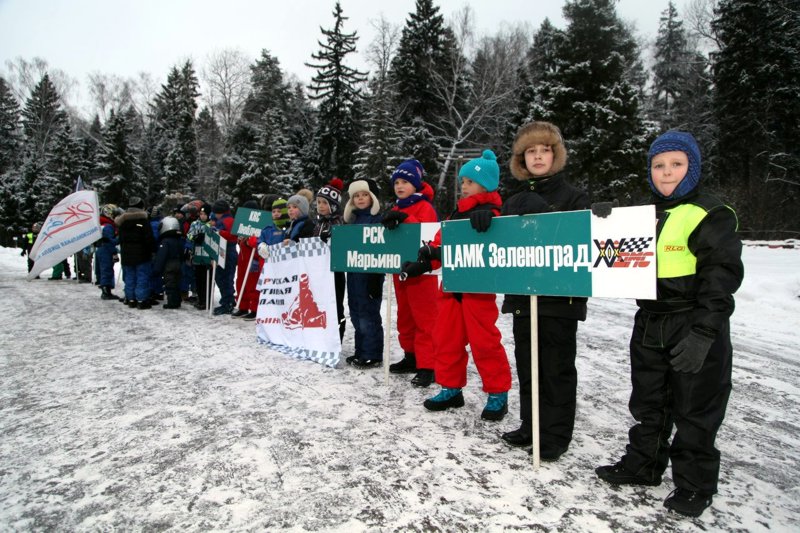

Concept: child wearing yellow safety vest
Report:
left=595, top=131, right=744, bottom=519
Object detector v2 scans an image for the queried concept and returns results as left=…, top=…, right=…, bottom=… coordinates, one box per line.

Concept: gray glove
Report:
left=670, top=330, right=715, bottom=373
left=591, top=202, right=613, bottom=218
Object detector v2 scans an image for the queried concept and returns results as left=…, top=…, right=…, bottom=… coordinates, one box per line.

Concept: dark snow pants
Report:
left=621, top=309, right=732, bottom=494
left=513, top=315, right=578, bottom=450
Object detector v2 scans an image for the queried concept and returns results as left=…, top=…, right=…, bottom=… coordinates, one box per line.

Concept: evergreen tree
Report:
left=152, top=61, right=200, bottom=196
left=236, top=107, right=295, bottom=200
left=305, top=1, right=367, bottom=183
left=651, top=1, right=690, bottom=127
left=21, top=74, right=68, bottom=162
left=712, top=0, right=800, bottom=236
left=95, top=109, right=140, bottom=205
left=547, top=0, right=649, bottom=202
left=352, top=80, right=401, bottom=182
left=390, top=0, right=456, bottom=128
left=0, top=77, right=21, bottom=175
left=195, top=107, right=223, bottom=200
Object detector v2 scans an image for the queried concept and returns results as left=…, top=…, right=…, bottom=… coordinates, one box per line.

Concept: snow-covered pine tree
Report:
left=152, top=61, right=200, bottom=197
left=0, top=77, right=21, bottom=175
left=549, top=0, right=649, bottom=202
left=712, top=0, right=800, bottom=237
left=236, top=107, right=295, bottom=201
left=195, top=107, right=223, bottom=200
left=651, top=1, right=690, bottom=128
left=305, top=1, right=367, bottom=185
left=94, top=109, right=141, bottom=206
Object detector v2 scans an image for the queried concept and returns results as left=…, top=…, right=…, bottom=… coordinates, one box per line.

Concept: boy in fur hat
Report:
left=595, top=131, right=743, bottom=518
left=401, top=150, right=512, bottom=420
left=314, top=178, right=347, bottom=341
left=495, top=121, right=590, bottom=461
left=343, top=179, right=385, bottom=368
left=381, top=159, right=440, bottom=387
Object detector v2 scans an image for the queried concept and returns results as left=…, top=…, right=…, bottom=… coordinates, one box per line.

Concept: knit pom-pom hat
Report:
left=390, top=159, right=424, bottom=191
left=458, top=149, right=500, bottom=192
left=316, top=177, right=344, bottom=214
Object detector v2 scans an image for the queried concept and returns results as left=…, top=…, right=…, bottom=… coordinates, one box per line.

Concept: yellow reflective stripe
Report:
left=657, top=204, right=708, bottom=278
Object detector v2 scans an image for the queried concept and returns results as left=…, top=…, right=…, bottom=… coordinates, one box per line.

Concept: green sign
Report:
left=329, top=224, right=435, bottom=274
left=232, top=207, right=273, bottom=237
left=201, top=226, right=226, bottom=269
left=441, top=212, right=592, bottom=296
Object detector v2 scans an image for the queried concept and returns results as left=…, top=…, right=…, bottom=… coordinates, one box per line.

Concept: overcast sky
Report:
left=0, top=0, right=677, bottom=109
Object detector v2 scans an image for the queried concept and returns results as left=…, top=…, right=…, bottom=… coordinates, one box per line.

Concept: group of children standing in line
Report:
left=30, top=120, right=741, bottom=519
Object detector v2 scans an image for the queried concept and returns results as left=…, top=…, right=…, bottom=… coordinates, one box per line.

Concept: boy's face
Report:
left=287, top=204, right=301, bottom=220
left=272, top=207, right=283, bottom=221
left=200, top=212, right=208, bottom=222
left=352, top=190, right=373, bottom=210
left=524, top=144, right=554, bottom=177
left=460, top=177, right=487, bottom=198
left=316, top=197, right=331, bottom=216
left=393, top=178, right=415, bottom=200
left=650, top=150, right=689, bottom=197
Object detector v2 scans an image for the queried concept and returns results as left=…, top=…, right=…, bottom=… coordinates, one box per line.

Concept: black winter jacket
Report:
left=115, top=209, right=155, bottom=266
left=638, top=189, right=743, bottom=337
left=500, top=173, right=590, bottom=320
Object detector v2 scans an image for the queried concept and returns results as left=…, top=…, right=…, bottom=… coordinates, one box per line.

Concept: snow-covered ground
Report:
left=0, top=243, right=798, bottom=531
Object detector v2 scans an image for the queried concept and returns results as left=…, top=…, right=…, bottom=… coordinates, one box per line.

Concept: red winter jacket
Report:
left=389, top=181, right=439, bottom=223
left=429, top=191, right=502, bottom=270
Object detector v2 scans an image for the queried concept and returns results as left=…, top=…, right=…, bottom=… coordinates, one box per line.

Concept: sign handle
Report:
left=209, top=261, right=217, bottom=316
left=530, top=295, right=540, bottom=469
left=383, top=274, right=394, bottom=385
left=235, top=246, right=256, bottom=311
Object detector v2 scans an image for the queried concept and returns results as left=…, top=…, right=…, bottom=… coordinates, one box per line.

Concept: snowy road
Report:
left=0, top=245, right=798, bottom=531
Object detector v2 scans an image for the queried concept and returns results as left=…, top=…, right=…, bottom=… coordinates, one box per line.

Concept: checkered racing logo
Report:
left=593, top=237, right=654, bottom=268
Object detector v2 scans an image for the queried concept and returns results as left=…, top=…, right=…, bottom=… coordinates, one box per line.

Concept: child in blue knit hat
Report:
left=595, top=131, right=744, bottom=518
left=382, top=158, right=440, bottom=387
left=401, top=149, right=512, bottom=420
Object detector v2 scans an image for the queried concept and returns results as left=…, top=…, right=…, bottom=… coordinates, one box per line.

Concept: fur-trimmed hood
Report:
left=509, top=121, right=567, bottom=180
left=115, top=208, right=148, bottom=227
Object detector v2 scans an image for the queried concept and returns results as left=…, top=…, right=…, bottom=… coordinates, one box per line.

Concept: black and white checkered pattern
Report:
left=619, top=237, right=654, bottom=253
left=268, top=237, right=329, bottom=262
left=257, top=338, right=340, bottom=368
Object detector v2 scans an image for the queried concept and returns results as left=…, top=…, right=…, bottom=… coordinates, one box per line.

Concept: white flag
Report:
left=28, top=190, right=101, bottom=281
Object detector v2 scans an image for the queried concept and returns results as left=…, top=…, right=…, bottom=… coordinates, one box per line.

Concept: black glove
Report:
left=381, top=210, right=408, bottom=230
left=670, top=330, right=715, bottom=373
left=319, top=228, right=331, bottom=243
left=20, top=249, right=26, bottom=257
left=193, top=233, right=205, bottom=245
left=367, top=274, right=383, bottom=299
left=469, top=210, right=494, bottom=232
left=417, top=243, right=441, bottom=263
left=591, top=200, right=618, bottom=218
left=400, top=260, right=431, bottom=280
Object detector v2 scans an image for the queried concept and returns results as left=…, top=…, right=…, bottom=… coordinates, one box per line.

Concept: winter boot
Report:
left=231, top=308, right=249, bottom=318
left=126, top=299, right=139, bottom=308
left=663, top=488, right=713, bottom=517
left=137, top=300, right=152, bottom=310
left=389, top=352, right=417, bottom=374
left=213, top=305, right=233, bottom=316
left=243, top=311, right=257, bottom=320
left=595, top=461, right=662, bottom=486
left=410, top=368, right=435, bottom=387
left=350, top=358, right=382, bottom=369
left=423, top=387, right=464, bottom=411
left=100, top=286, right=119, bottom=300
left=481, top=392, right=508, bottom=421
left=501, top=427, right=533, bottom=447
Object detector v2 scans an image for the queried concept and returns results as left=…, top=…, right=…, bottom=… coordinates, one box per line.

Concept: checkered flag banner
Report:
left=256, top=237, right=341, bottom=368
left=619, top=237, right=654, bottom=253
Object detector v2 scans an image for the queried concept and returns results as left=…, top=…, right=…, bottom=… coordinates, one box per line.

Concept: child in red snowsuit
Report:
left=233, top=201, right=262, bottom=320
left=400, top=150, right=511, bottom=420
left=381, top=159, right=440, bottom=387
